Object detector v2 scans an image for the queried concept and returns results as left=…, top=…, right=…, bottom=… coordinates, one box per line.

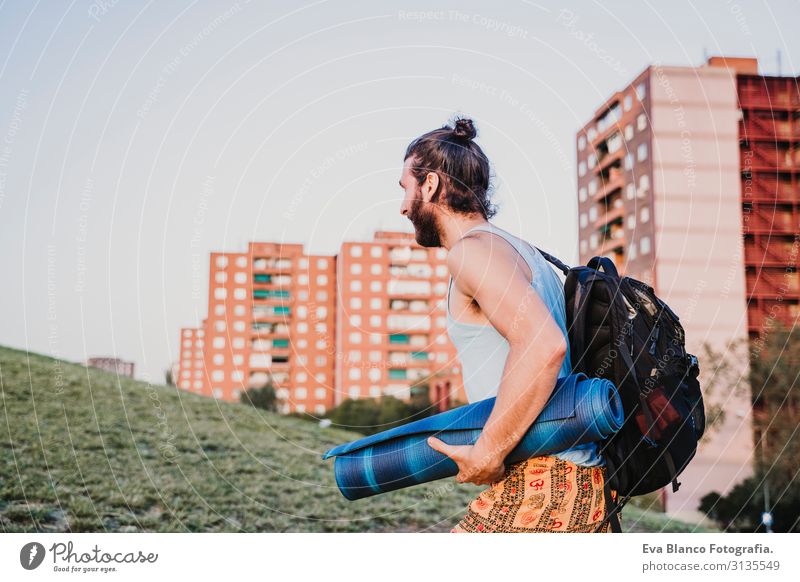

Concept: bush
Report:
left=325, top=395, right=434, bottom=436
left=240, top=384, right=278, bottom=412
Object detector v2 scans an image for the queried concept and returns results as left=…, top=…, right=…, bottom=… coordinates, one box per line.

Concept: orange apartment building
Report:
left=335, top=231, right=463, bottom=411
left=576, top=56, right=799, bottom=520
left=177, top=232, right=465, bottom=415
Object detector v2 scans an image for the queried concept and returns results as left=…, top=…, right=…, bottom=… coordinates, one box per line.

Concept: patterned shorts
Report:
left=450, top=455, right=620, bottom=533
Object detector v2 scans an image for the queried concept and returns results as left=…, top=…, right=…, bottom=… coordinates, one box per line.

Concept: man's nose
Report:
left=400, top=199, right=409, bottom=216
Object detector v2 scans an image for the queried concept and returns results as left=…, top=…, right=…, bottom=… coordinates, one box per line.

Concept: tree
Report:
left=241, top=378, right=279, bottom=412
left=699, top=323, right=800, bottom=532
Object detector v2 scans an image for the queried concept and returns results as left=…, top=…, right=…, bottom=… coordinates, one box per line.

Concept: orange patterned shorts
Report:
left=450, top=455, right=619, bottom=533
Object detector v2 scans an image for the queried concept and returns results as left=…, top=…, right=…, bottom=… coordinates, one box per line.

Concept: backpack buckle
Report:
left=686, top=353, right=699, bottom=371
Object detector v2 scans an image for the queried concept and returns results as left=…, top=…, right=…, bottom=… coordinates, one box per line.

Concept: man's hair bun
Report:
left=452, top=117, right=477, bottom=141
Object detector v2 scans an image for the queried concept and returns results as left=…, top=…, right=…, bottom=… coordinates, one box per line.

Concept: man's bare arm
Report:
left=433, top=235, right=567, bottom=482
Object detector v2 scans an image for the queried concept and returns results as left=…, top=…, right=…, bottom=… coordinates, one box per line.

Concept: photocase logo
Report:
left=20, top=542, right=46, bottom=570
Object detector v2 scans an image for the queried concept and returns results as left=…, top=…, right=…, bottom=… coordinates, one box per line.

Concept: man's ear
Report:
left=421, top=171, right=440, bottom=202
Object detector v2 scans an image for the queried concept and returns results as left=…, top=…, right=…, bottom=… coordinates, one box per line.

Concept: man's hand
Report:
left=427, top=436, right=506, bottom=486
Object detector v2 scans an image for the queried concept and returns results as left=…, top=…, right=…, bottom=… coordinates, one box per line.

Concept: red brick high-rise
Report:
left=575, top=56, right=798, bottom=519
left=176, top=231, right=465, bottom=415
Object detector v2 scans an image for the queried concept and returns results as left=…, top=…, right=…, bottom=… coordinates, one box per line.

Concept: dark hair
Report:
left=404, top=116, right=496, bottom=219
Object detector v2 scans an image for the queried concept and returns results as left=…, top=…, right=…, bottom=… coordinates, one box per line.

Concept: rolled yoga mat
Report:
left=322, top=372, right=622, bottom=500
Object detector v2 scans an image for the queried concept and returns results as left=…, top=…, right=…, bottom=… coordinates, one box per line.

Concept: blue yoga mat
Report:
left=322, top=372, right=622, bottom=500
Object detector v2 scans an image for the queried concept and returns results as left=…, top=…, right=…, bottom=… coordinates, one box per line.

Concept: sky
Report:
left=0, top=0, right=797, bottom=383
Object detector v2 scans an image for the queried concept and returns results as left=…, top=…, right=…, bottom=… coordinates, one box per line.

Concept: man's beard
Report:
left=408, top=193, right=443, bottom=248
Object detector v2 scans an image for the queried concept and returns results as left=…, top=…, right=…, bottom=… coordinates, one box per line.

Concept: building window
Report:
left=297, top=372, right=308, bottom=382
left=234, top=271, right=247, bottom=284
left=626, top=183, right=635, bottom=200
left=589, top=206, right=598, bottom=222
left=295, top=387, right=308, bottom=399
left=578, top=161, right=586, bottom=177
left=624, top=153, right=633, bottom=170
left=625, top=124, right=633, bottom=141
left=370, top=281, right=382, bottom=292
left=215, top=321, right=226, bottom=332
left=349, top=332, right=362, bottom=343
left=638, top=175, right=650, bottom=196
left=370, top=315, right=382, bottom=327
left=369, top=368, right=381, bottom=382
left=350, top=314, right=362, bottom=327
left=629, top=241, right=638, bottom=260
left=623, top=94, right=632, bottom=111
left=234, top=304, right=245, bottom=316
left=215, top=256, right=228, bottom=268
left=350, top=245, right=362, bottom=257
left=637, top=113, right=647, bottom=131
left=637, top=143, right=648, bottom=162
left=213, top=337, right=225, bottom=349
left=636, top=81, right=646, bottom=100
left=215, top=272, right=227, bottom=283
left=315, top=388, right=327, bottom=400
left=317, top=275, right=328, bottom=285
left=370, top=246, right=382, bottom=258
left=627, top=214, right=636, bottom=229
left=317, top=258, right=328, bottom=269
left=588, top=179, right=597, bottom=195
left=214, top=288, right=227, bottom=300
left=369, top=386, right=381, bottom=397
left=349, top=368, right=361, bottom=380
left=350, top=280, right=362, bottom=292
left=640, top=206, right=650, bottom=223
left=231, top=370, right=244, bottom=382
left=350, top=297, right=362, bottom=309
left=348, top=386, right=361, bottom=398
left=213, top=388, right=223, bottom=399
left=234, top=288, right=246, bottom=300
left=580, top=240, right=588, bottom=254
left=213, top=354, right=224, bottom=365
left=371, top=264, right=382, bottom=275
left=369, top=351, right=381, bottom=362
left=298, top=274, right=308, bottom=285
left=297, top=322, right=308, bottom=333
left=590, top=234, right=598, bottom=250
left=578, top=135, right=586, bottom=151
left=212, top=370, right=224, bottom=381
left=580, top=213, right=588, bottom=228
left=351, top=263, right=362, bottom=275
left=370, top=298, right=381, bottom=310
left=233, top=338, right=245, bottom=349
left=316, top=291, right=327, bottom=301
left=640, top=236, right=651, bottom=255
left=579, top=186, right=587, bottom=202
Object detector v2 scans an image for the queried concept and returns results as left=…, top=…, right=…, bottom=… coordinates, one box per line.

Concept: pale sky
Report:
left=1, top=0, right=797, bottom=382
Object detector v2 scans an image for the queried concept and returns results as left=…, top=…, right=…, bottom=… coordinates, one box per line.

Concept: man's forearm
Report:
left=472, top=341, right=565, bottom=463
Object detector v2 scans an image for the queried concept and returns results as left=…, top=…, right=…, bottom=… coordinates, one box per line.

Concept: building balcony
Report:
left=592, top=168, right=625, bottom=202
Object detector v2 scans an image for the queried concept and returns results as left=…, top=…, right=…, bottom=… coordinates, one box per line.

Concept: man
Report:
left=398, top=117, right=616, bottom=533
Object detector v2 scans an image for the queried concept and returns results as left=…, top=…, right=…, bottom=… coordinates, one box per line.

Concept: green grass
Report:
left=0, top=345, right=711, bottom=532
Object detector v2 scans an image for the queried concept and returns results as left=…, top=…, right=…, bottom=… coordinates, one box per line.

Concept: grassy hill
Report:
left=0, top=345, right=715, bottom=533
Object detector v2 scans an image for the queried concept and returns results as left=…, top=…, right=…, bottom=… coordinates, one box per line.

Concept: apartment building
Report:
left=335, top=231, right=463, bottom=411
left=176, top=231, right=465, bottom=415
left=86, top=357, right=135, bottom=378
left=576, top=56, right=799, bottom=520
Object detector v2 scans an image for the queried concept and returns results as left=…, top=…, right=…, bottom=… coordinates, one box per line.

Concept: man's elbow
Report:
left=546, top=334, right=568, bottom=370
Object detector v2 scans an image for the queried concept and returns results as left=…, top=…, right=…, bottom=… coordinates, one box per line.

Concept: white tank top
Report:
left=445, top=223, right=603, bottom=467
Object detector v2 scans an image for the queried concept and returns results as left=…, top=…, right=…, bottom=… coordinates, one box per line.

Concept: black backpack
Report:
left=536, top=251, right=705, bottom=533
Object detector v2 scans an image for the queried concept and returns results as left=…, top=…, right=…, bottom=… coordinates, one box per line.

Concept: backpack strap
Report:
left=534, top=247, right=571, bottom=276
left=593, top=480, right=623, bottom=533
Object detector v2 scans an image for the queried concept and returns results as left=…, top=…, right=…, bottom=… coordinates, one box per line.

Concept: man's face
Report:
left=399, top=157, right=442, bottom=248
